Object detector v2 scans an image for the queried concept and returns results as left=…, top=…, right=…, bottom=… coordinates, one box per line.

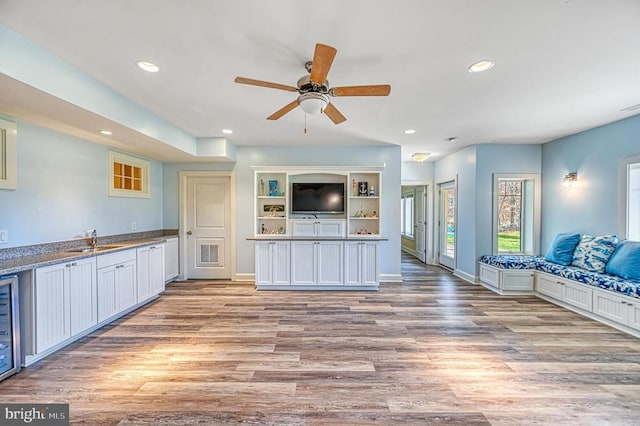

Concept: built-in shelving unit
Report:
left=255, top=172, right=288, bottom=235
left=251, top=167, right=384, bottom=290
left=347, top=171, right=380, bottom=237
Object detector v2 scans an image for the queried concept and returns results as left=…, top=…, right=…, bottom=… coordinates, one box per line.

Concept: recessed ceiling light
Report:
left=447, top=137, right=458, bottom=142
left=404, top=129, right=416, bottom=135
left=411, top=152, right=430, bottom=162
left=468, top=60, right=494, bottom=73
left=100, top=130, right=112, bottom=135
left=136, top=61, right=159, bottom=73
left=222, top=129, right=233, bottom=135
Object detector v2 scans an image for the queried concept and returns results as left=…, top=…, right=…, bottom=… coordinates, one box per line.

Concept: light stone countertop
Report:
left=0, top=232, right=178, bottom=276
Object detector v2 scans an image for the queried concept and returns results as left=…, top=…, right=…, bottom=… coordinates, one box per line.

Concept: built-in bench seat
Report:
left=479, top=254, right=640, bottom=337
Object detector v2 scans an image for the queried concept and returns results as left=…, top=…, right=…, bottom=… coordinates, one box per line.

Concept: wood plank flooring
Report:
left=3, top=253, right=640, bottom=424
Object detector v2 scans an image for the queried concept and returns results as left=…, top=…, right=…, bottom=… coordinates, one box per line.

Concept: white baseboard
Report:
left=380, top=273, right=402, bottom=283
left=234, top=273, right=255, bottom=282
left=454, top=269, right=478, bottom=284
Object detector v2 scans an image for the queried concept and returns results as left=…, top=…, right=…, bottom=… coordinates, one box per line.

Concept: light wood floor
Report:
left=3, top=254, right=640, bottom=425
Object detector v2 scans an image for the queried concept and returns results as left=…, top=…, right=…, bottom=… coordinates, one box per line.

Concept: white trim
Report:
left=252, top=165, right=385, bottom=172
left=0, top=118, right=17, bottom=190
left=178, top=171, right=236, bottom=281
left=234, top=273, right=255, bottom=282
left=620, top=155, right=640, bottom=241
left=379, top=273, right=402, bottom=283
left=491, top=173, right=541, bottom=255
left=107, top=150, right=151, bottom=198
left=453, top=269, right=478, bottom=284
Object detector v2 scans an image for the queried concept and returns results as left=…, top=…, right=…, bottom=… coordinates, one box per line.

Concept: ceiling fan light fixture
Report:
left=298, top=93, right=329, bottom=115
left=468, top=60, right=494, bottom=73
left=411, top=152, right=430, bottom=162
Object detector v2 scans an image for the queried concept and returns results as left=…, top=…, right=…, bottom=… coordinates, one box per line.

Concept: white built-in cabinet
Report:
left=33, top=257, right=97, bottom=354
left=137, top=244, right=165, bottom=302
left=344, top=241, right=379, bottom=286
left=164, top=236, right=179, bottom=282
left=592, top=291, right=640, bottom=331
left=97, top=249, right=137, bottom=323
left=535, top=272, right=593, bottom=312
left=291, top=240, right=344, bottom=285
left=255, top=241, right=290, bottom=286
left=252, top=167, right=383, bottom=289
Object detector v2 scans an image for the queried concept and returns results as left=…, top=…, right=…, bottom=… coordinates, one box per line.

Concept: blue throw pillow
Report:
left=605, top=240, right=640, bottom=281
left=544, top=233, right=581, bottom=265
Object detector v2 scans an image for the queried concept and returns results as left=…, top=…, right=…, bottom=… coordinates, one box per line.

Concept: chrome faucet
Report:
left=90, top=229, right=98, bottom=248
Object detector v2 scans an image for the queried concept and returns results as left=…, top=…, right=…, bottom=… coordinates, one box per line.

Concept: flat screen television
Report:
left=291, top=182, right=345, bottom=214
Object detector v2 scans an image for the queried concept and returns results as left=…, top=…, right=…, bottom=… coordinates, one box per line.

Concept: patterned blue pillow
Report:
left=571, top=234, right=618, bottom=273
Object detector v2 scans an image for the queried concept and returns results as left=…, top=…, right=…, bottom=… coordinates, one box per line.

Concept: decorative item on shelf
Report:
left=372, top=211, right=378, bottom=218
left=369, top=186, right=375, bottom=196
left=278, top=226, right=285, bottom=234
left=261, top=224, right=266, bottom=234
left=260, top=179, right=265, bottom=196
left=352, top=178, right=357, bottom=196
left=264, top=205, right=285, bottom=217
left=268, top=180, right=279, bottom=196
left=358, top=181, right=368, bottom=196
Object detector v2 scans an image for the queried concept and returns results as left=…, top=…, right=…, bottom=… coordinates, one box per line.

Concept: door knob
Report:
left=186, top=231, right=193, bottom=235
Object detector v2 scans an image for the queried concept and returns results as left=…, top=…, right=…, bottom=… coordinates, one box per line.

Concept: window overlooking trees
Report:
left=401, top=190, right=414, bottom=238
left=497, top=179, right=523, bottom=252
left=493, top=174, right=540, bottom=254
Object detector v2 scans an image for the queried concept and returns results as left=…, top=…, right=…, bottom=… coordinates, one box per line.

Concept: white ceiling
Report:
left=1, top=0, right=640, bottom=162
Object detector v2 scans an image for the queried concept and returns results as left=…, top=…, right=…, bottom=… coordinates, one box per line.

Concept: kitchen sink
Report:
left=67, top=245, right=124, bottom=253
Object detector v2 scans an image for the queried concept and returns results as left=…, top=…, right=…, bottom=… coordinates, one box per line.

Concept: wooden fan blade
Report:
left=234, top=77, right=297, bottom=92
left=309, top=43, right=337, bottom=85
left=267, top=100, right=299, bottom=120
left=331, top=84, right=391, bottom=97
left=323, top=103, right=346, bottom=124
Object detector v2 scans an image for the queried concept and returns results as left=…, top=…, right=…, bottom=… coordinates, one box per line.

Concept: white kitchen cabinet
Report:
left=255, top=240, right=290, bottom=286
left=97, top=249, right=137, bottom=323
left=164, top=236, right=179, bottom=282
left=291, top=220, right=345, bottom=237
left=344, top=241, right=379, bottom=286
left=291, top=240, right=343, bottom=285
left=137, top=243, right=165, bottom=302
left=34, top=257, right=97, bottom=354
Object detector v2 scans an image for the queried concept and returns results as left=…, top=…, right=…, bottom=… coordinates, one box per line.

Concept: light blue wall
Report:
left=434, top=146, right=477, bottom=277
left=541, top=114, right=640, bottom=248
left=475, top=144, right=542, bottom=260
left=401, top=161, right=434, bottom=183
left=163, top=145, right=402, bottom=277
left=0, top=25, right=196, bottom=154
left=0, top=119, right=163, bottom=247
left=433, top=144, right=542, bottom=279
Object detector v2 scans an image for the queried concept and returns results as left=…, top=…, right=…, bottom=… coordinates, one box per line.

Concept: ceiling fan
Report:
left=234, top=43, right=391, bottom=124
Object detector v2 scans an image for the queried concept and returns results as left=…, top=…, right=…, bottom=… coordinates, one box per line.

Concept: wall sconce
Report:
left=562, top=172, right=578, bottom=187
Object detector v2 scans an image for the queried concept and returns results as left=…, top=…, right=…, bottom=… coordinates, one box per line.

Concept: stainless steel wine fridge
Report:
left=0, top=275, right=20, bottom=381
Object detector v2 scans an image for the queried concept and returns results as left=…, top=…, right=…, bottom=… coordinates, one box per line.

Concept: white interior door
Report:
left=438, top=181, right=456, bottom=270
left=415, top=185, right=426, bottom=263
left=186, top=176, right=231, bottom=279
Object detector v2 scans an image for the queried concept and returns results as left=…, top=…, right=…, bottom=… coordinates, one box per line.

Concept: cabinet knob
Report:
left=186, top=231, right=193, bottom=235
